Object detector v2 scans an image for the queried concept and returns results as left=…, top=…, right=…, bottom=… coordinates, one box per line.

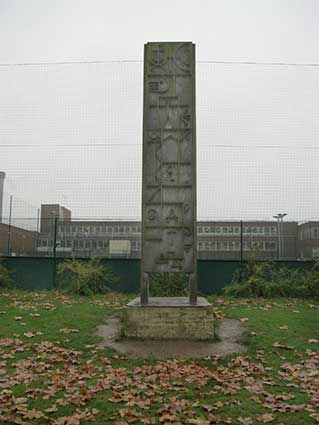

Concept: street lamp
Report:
left=273, top=213, right=287, bottom=260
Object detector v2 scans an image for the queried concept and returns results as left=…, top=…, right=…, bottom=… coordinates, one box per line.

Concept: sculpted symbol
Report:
left=166, top=208, right=179, bottom=224
left=147, top=186, right=161, bottom=202
left=148, top=131, right=161, bottom=143
left=149, top=46, right=168, bottom=73
left=184, top=203, right=190, bottom=213
left=167, top=229, right=177, bottom=255
left=151, top=46, right=166, bottom=66
left=174, top=43, right=191, bottom=72
left=181, top=109, right=191, bottom=128
left=184, top=226, right=192, bottom=237
left=149, top=80, right=169, bottom=93
left=166, top=164, right=176, bottom=182
left=171, top=260, right=183, bottom=270
left=147, top=209, right=157, bottom=221
left=184, top=244, right=192, bottom=253
left=159, top=96, right=178, bottom=107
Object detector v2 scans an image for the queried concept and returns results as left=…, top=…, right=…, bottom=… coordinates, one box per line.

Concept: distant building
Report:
left=0, top=222, right=37, bottom=256
left=197, top=220, right=298, bottom=260
left=36, top=204, right=300, bottom=260
left=298, top=221, right=319, bottom=260
left=40, top=204, right=71, bottom=233
left=37, top=217, right=141, bottom=258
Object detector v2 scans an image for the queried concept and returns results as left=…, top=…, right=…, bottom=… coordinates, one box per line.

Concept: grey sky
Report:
left=1, top=0, right=319, bottom=223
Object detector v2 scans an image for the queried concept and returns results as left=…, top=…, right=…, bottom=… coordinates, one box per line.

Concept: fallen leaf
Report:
left=237, top=417, right=253, bottom=425
left=272, top=342, right=293, bottom=350
left=256, top=414, right=276, bottom=423
left=59, top=328, right=79, bottom=334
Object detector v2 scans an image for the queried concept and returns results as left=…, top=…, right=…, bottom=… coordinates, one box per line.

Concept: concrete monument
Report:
left=124, top=43, right=214, bottom=340
left=141, top=41, right=197, bottom=304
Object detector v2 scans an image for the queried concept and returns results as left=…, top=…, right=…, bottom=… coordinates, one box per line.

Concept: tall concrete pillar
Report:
left=141, top=42, right=197, bottom=304
left=0, top=172, right=5, bottom=223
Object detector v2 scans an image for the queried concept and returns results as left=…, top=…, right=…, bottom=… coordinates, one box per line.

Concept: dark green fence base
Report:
left=1, top=257, right=316, bottom=295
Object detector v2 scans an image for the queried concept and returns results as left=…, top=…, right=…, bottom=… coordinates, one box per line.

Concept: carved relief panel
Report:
left=142, top=42, right=196, bottom=273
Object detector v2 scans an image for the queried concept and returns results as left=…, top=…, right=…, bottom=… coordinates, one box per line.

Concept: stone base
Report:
left=123, top=297, right=215, bottom=340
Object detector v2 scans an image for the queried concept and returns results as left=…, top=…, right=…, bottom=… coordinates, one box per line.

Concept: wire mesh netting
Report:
left=1, top=61, right=319, bottom=259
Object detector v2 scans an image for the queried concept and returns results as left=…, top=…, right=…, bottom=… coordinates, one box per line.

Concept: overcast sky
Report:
left=1, top=0, right=319, bottom=224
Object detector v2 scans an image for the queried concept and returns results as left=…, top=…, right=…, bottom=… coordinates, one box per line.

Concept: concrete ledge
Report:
left=123, top=297, right=215, bottom=340
left=127, top=297, right=211, bottom=307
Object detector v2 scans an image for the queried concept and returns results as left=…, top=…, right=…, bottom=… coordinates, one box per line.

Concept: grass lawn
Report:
left=1, top=291, right=319, bottom=424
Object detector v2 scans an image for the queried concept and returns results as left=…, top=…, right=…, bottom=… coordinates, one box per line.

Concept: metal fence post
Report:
left=240, top=220, right=243, bottom=262
left=52, top=216, right=58, bottom=288
left=7, top=195, right=13, bottom=256
left=53, top=216, right=58, bottom=259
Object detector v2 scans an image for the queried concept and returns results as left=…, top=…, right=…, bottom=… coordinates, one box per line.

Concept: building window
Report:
left=312, top=228, right=319, bottom=239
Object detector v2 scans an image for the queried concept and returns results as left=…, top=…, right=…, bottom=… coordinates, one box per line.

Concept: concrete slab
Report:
left=127, top=297, right=211, bottom=308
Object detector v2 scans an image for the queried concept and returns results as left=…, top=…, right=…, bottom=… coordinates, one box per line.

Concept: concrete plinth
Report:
left=123, top=297, right=215, bottom=340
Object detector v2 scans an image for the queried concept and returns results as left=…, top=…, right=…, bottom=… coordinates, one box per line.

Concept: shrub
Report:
left=57, top=259, right=119, bottom=296
left=302, top=262, right=319, bottom=298
left=224, top=261, right=312, bottom=298
left=0, top=263, right=14, bottom=289
left=149, top=272, right=189, bottom=297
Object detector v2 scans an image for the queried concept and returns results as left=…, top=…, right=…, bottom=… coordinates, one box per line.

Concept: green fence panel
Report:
left=1, top=257, right=316, bottom=294
left=4, top=257, right=55, bottom=290
left=101, top=259, right=140, bottom=293
left=198, top=260, right=241, bottom=294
